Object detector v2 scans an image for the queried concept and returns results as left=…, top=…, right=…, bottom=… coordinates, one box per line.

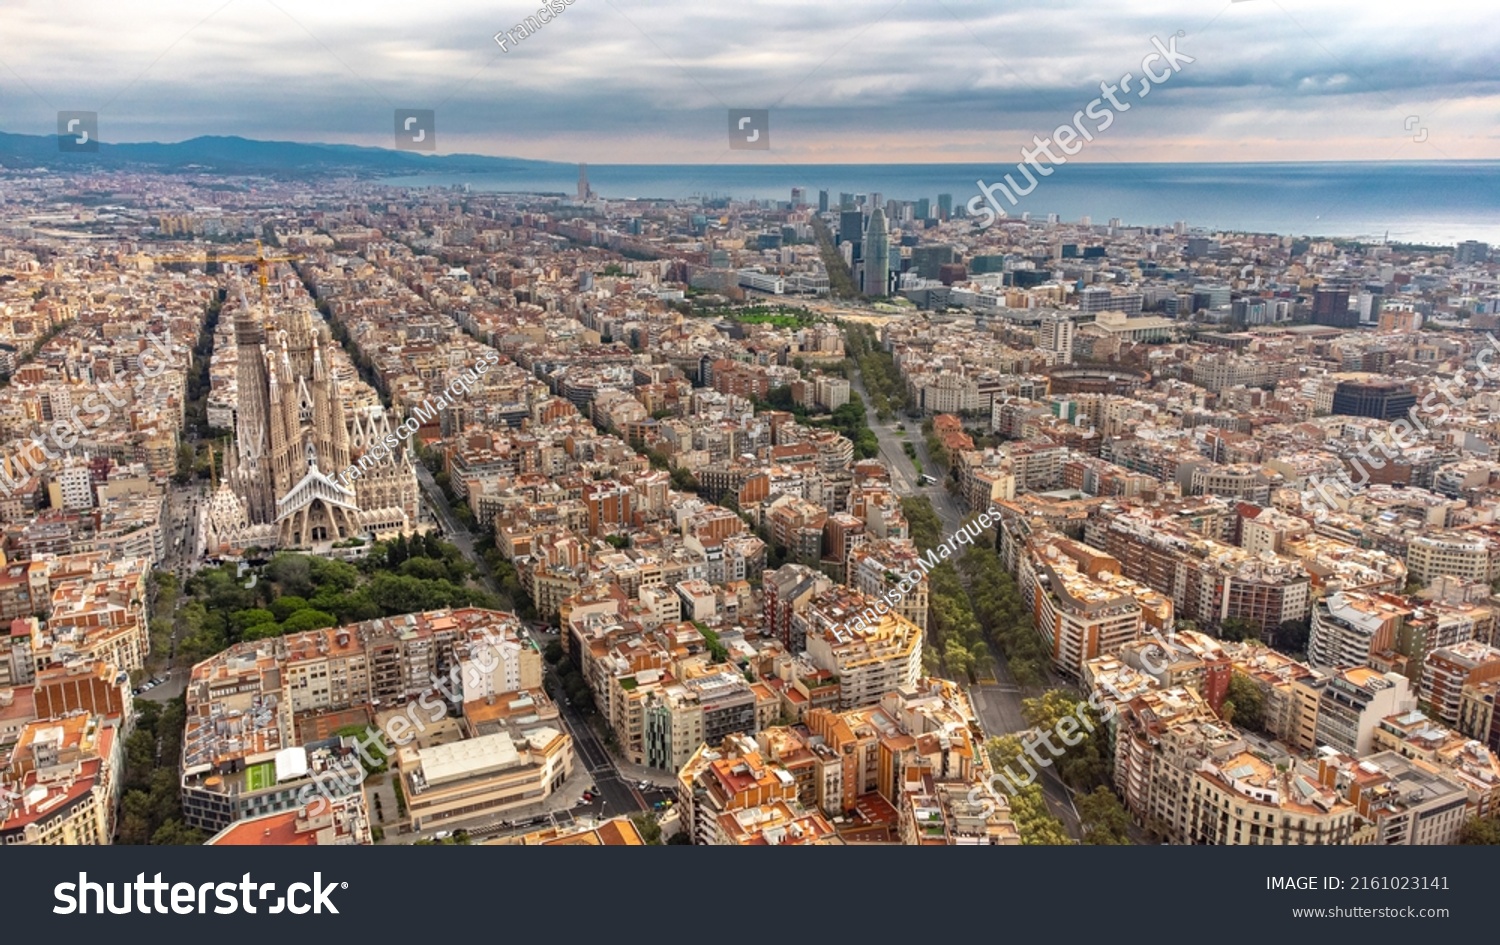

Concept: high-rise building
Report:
left=790, top=187, right=805, bottom=207
left=937, top=193, right=952, bottom=220
left=1331, top=379, right=1416, bottom=420
left=817, top=189, right=829, bottom=213
left=577, top=163, right=592, bottom=201
left=914, top=197, right=930, bottom=220
left=863, top=207, right=890, bottom=297
left=839, top=209, right=864, bottom=248
left=1038, top=313, right=1075, bottom=366
left=1312, top=282, right=1356, bottom=327
left=1313, top=667, right=1415, bottom=756
left=1455, top=240, right=1491, bottom=265
left=910, top=244, right=955, bottom=280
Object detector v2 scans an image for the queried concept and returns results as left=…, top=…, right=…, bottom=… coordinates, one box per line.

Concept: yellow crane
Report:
left=142, top=240, right=304, bottom=303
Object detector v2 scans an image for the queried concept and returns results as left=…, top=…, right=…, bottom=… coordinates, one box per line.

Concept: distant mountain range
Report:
left=0, top=132, right=566, bottom=177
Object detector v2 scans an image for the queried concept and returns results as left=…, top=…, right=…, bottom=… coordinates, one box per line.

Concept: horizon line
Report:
left=4, top=131, right=1500, bottom=169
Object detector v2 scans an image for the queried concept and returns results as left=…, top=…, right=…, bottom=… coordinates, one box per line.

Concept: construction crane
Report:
left=140, top=239, right=304, bottom=305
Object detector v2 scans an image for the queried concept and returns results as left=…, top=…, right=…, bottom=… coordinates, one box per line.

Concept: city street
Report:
left=414, top=462, right=506, bottom=602
left=969, top=685, right=1082, bottom=838
left=416, top=461, right=659, bottom=813
left=164, top=480, right=205, bottom=582
left=853, top=360, right=1083, bottom=839
left=546, top=672, right=644, bottom=817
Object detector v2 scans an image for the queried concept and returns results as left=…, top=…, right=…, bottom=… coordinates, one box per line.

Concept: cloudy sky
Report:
left=0, top=0, right=1495, bottom=164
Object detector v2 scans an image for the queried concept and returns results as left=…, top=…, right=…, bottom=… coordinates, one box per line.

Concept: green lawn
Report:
left=246, top=762, right=275, bottom=792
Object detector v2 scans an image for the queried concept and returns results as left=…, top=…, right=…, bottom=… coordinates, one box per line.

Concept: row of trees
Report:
left=984, top=736, right=1070, bottom=845
left=117, top=697, right=203, bottom=845
left=960, top=541, right=1052, bottom=687
left=900, top=498, right=992, bottom=679
left=920, top=417, right=950, bottom=471
left=985, top=691, right=1133, bottom=844
left=845, top=322, right=908, bottom=420
left=547, top=647, right=597, bottom=715
left=809, top=217, right=859, bottom=299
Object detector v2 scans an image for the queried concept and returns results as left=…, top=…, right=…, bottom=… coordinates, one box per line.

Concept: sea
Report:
left=379, top=160, right=1500, bottom=246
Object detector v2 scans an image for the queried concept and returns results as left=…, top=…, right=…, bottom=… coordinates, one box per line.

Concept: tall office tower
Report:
left=1312, top=281, right=1356, bottom=328
left=818, top=190, right=830, bottom=213
left=1455, top=241, right=1491, bottom=265
left=1038, top=313, right=1075, bottom=366
left=915, top=197, right=931, bottom=220
left=910, top=244, right=956, bottom=280
left=578, top=164, right=591, bottom=201
left=863, top=207, right=891, bottom=297
left=839, top=192, right=855, bottom=209
left=1331, top=379, right=1416, bottom=420
left=937, top=193, right=952, bottom=220
left=869, top=192, right=884, bottom=213
left=840, top=210, right=864, bottom=247
left=791, top=187, right=806, bottom=207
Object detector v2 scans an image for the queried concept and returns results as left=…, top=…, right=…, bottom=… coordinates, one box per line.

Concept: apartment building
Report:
left=1405, top=532, right=1492, bottom=585
left=0, top=713, right=120, bottom=845
left=1308, top=591, right=1410, bottom=670
left=1189, top=751, right=1364, bottom=845
left=1372, top=709, right=1500, bottom=819
left=1017, top=532, right=1169, bottom=678
left=900, top=774, right=1019, bottom=845
left=1313, top=668, right=1416, bottom=756
left=1230, top=645, right=1325, bottom=752
left=676, top=734, right=829, bottom=845
left=1089, top=503, right=1310, bottom=639
left=1317, top=749, right=1469, bottom=845
left=1458, top=678, right=1500, bottom=752
left=1113, top=687, right=1244, bottom=843
left=800, top=591, right=923, bottom=709
left=205, top=793, right=372, bottom=846
left=395, top=725, right=572, bottom=831
left=847, top=539, right=930, bottom=632
left=1422, top=641, right=1500, bottom=726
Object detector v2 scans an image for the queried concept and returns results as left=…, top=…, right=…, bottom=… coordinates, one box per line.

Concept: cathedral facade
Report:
left=203, top=302, right=419, bottom=555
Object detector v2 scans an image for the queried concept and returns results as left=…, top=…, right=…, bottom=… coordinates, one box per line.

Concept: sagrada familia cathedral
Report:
left=203, top=298, right=419, bottom=554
